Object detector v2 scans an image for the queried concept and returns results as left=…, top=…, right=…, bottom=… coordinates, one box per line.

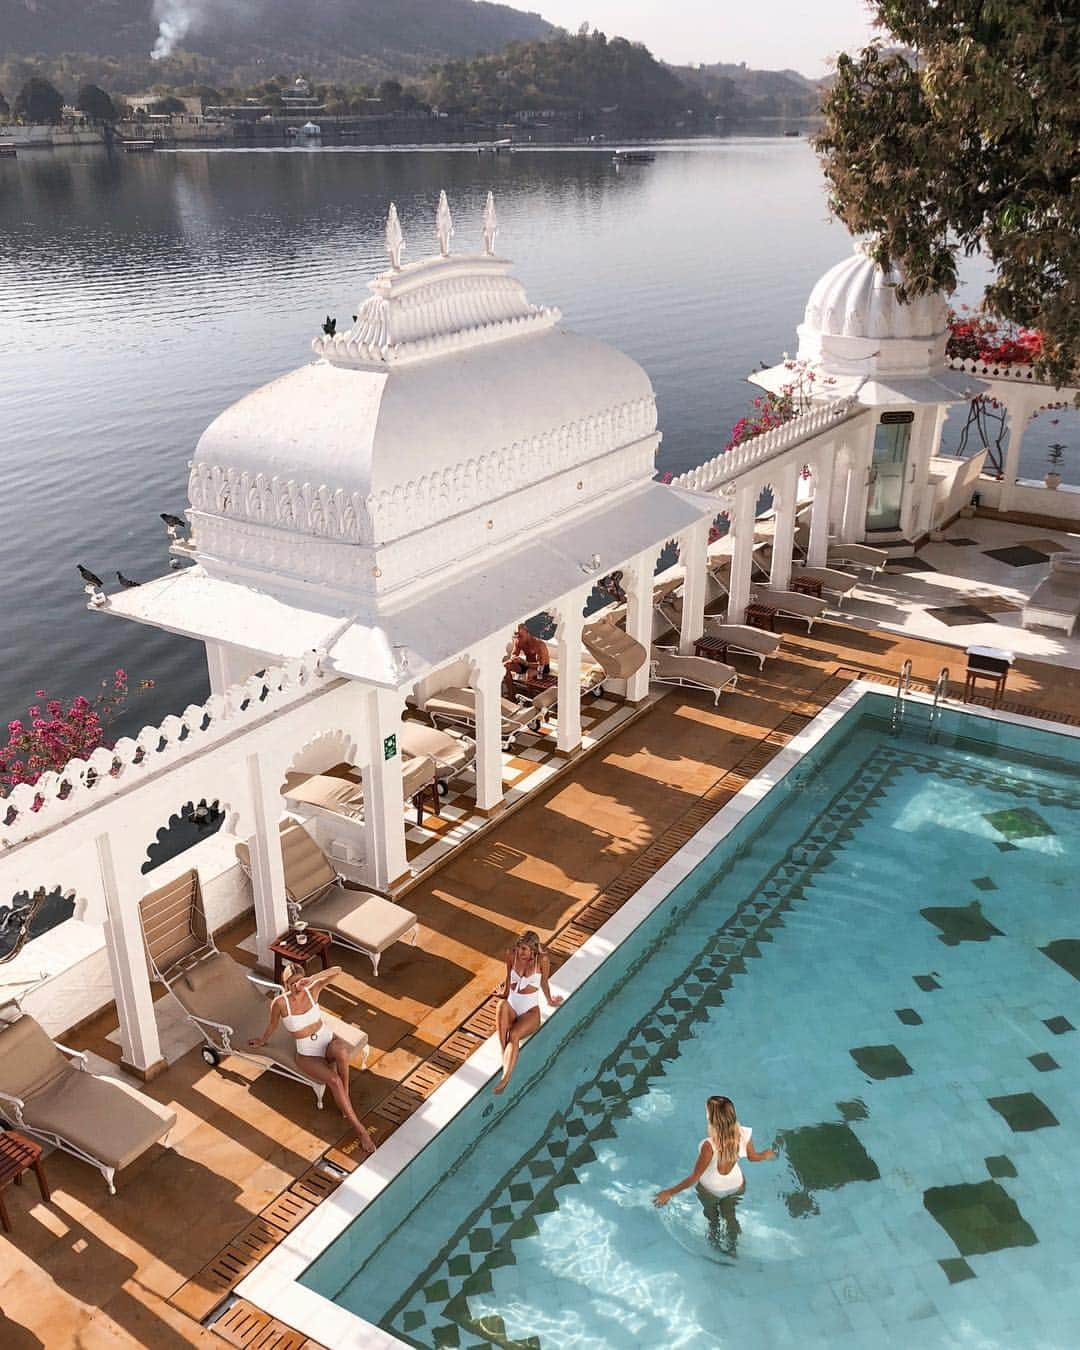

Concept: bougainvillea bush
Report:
left=946, top=306, right=1043, bottom=366
left=0, top=670, right=154, bottom=794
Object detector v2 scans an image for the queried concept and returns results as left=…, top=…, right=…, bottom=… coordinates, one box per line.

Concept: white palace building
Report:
left=2, top=196, right=1077, bottom=1121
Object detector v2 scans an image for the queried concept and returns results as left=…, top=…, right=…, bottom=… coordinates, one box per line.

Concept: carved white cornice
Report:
left=188, top=395, right=658, bottom=547
left=310, top=256, right=560, bottom=369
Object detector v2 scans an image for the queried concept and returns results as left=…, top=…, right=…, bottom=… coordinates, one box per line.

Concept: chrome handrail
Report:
left=928, top=666, right=950, bottom=740
left=891, top=658, right=913, bottom=732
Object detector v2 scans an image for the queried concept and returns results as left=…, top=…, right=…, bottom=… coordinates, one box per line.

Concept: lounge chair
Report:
left=239, top=822, right=419, bottom=976
left=139, top=869, right=369, bottom=1099
left=284, top=754, right=437, bottom=827
left=0, top=1002, right=176, bottom=1193
left=788, top=565, right=859, bottom=606
left=418, top=685, right=558, bottom=747
left=399, top=720, right=476, bottom=796
left=794, top=524, right=887, bottom=577
left=581, top=617, right=648, bottom=687
left=1023, top=553, right=1080, bottom=634
left=655, top=597, right=782, bottom=670
left=750, top=586, right=828, bottom=631
left=650, top=646, right=738, bottom=704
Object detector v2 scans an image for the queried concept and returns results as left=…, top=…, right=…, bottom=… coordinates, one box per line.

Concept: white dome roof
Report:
left=185, top=226, right=661, bottom=610
left=803, top=243, right=947, bottom=340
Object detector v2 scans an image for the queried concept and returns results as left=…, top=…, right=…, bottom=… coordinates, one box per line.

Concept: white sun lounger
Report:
left=1023, top=553, right=1080, bottom=634
left=418, top=685, right=558, bottom=747
left=650, top=646, right=738, bottom=704
left=789, top=565, right=859, bottom=606
left=0, top=1002, right=176, bottom=1194
left=140, top=869, right=369, bottom=1100
left=654, top=597, right=782, bottom=670
left=750, top=586, right=828, bottom=631
left=399, top=721, right=476, bottom=795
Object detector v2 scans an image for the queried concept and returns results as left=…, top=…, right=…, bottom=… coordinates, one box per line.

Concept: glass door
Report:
left=866, top=413, right=913, bottom=532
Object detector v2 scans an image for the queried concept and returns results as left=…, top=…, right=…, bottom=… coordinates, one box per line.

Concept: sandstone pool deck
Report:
left=2, top=615, right=1078, bottom=1350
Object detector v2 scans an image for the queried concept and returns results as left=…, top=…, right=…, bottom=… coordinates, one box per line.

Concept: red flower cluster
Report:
left=0, top=670, right=153, bottom=796
left=946, top=307, right=1042, bottom=366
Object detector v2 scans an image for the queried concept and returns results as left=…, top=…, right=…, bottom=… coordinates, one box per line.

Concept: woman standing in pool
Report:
left=493, top=930, right=563, bottom=1094
left=654, top=1095, right=775, bottom=1253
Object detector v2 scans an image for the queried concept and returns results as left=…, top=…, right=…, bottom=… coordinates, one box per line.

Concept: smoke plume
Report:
left=151, top=1, right=206, bottom=61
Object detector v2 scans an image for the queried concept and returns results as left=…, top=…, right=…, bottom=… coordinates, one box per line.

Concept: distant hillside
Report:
left=677, top=60, right=824, bottom=119
left=0, top=0, right=554, bottom=84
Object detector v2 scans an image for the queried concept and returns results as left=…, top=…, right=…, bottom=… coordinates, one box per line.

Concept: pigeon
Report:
left=160, top=512, right=186, bottom=530
left=77, top=564, right=104, bottom=589
left=116, top=571, right=142, bottom=588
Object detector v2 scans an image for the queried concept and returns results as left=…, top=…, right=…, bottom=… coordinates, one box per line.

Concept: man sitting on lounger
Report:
left=503, top=624, right=552, bottom=694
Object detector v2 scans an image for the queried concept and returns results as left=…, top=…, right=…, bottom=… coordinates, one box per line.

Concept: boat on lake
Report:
left=613, top=148, right=655, bottom=164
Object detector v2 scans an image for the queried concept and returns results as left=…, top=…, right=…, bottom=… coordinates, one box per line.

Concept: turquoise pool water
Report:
left=304, top=695, right=1080, bottom=1348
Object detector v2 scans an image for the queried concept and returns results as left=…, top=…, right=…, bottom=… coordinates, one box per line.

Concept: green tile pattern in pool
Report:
left=308, top=704, right=1080, bottom=1350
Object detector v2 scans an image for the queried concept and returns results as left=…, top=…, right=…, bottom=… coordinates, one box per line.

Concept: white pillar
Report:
left=245, top=751, right=290, bottom=971
left=769, top=463, right=800, bottom=591
left=997, top=392, right=1036, bottom=514
left=678, top=519, right=709, bottom=655
left=205, top=641, right=230, bottom=698
left=471, top=638, right=505, bottom=812
left=97, top=833, right=163, bottom=1077
left=726, top=483, right=757, bottom=624
left=807, top=452, right=837, bottom=567
left=556, top=595, right=586, bottom=753
left=624, top=552, right=654, bottom=702
left=363, top=687, right=409, bottom=889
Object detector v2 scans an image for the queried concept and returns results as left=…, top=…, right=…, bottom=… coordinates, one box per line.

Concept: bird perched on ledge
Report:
left=77, top=564, right=106, bottom=607
left=161, top=512, right=187, bottom=540
left=117, top=571, right=142, bottom=588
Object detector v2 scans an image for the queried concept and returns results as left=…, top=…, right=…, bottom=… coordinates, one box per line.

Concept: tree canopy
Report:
left=816, top=2, right=1080, bottom=386
left=15, top=76, right=64, bottom=124
left=76, top=82, right=116, bottom=121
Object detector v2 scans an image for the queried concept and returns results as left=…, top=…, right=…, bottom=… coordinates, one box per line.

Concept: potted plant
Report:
left=1046, top=442, right=1066, bottom=489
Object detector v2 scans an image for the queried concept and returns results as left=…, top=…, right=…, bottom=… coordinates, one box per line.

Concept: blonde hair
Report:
left=706, top=1096, right=740, bottom=1174
left=281, top=961, right=305, bottom=991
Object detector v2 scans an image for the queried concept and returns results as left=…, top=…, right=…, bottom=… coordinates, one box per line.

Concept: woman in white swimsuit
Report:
left=249, top=962, right=375, bottom=1156
left=493, top=930, right=562, bottom=1095
left=654, top=1096, right=775, bottom=1253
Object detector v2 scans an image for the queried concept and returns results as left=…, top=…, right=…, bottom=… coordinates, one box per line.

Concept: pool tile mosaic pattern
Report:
left=308, top=703, right=1080, bottom=1349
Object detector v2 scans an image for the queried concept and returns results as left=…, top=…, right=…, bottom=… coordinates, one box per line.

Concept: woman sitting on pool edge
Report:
left=654, top=1096, right=775, bottom=1253
left=494, top=930, right=563, bottom=1094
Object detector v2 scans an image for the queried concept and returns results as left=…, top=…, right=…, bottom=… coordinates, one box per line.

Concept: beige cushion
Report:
left=702, top=622, right=781, bottom=655
left=304, top=885, right=418, bottom=955
left=0, top=1013, right=70, bottom=1102
left=582, top=621, right=648, bottom=679
left=280, top=821, right=338, bottom=905
left=22, top=1072, right=175, bottom=1172
left=652, top=650, right=738, bottom=688
left=1052, top=554, right=1080, bottom=575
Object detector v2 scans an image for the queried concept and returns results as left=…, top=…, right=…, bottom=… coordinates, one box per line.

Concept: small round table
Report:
left=269, top=928, right=333, bottom=985
left=0, top=1130, right=50, bottom=1232
left=693, top=635, right=730, bottom=663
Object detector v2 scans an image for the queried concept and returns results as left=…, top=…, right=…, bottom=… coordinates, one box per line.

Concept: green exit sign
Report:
left=383, top=733, right=397, bottom=761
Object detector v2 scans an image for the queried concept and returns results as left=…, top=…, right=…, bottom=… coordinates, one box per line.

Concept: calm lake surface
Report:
left=0, top=137, right=1020, bottom=732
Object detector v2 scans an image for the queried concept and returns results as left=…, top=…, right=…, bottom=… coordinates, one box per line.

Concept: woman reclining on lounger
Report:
left=250, top=963, right=375, bottom=1156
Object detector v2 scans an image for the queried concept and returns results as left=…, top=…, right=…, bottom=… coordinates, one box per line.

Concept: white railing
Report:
left=946, top=356, right=1079, bottom=391
left=671, top=398, right=861, bottom=494
left=1, top=654, right=325, bottom=849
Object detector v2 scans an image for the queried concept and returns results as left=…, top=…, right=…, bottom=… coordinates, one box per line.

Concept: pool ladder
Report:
left=890, top=659, right=913, bottom=733
left=928, top=666, right=950, bottom=742
left=892, top=660, right=950, bottom=740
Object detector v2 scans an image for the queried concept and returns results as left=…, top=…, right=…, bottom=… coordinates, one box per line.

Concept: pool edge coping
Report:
left=235, top=677, right=1080, bottom=1346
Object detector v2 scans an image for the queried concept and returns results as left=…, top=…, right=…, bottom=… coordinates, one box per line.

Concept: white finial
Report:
left=385, top=202, right=405, bottom=271
left=482, top=190, right=498, bottom=256
left=436, top=190, right=454, bottom=258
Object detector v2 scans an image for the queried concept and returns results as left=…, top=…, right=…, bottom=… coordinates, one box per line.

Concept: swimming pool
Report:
left=243, top=687, right=1080, bottom=1348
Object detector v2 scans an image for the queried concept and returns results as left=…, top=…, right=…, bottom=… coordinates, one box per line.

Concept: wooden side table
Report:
left=745, top=603, right=777, bottom=631
left=693, top=635, right=730, bottom=663
left=269, top=928, right=333, bottom=985
left=0, top=1130, right=50, bottom=1232
left=791, top=575, right=824, bottom=598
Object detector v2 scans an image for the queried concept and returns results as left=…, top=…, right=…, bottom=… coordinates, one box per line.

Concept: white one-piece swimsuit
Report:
left=278, top=989, right=334, bottom=1057
left=507, top=965, right=541, bottom=1018
left=699, top=1124, right=752, bottom=1196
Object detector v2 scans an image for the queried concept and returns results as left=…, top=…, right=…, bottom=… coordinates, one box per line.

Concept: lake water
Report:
left=0, top=137, right=1046, bottom=735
